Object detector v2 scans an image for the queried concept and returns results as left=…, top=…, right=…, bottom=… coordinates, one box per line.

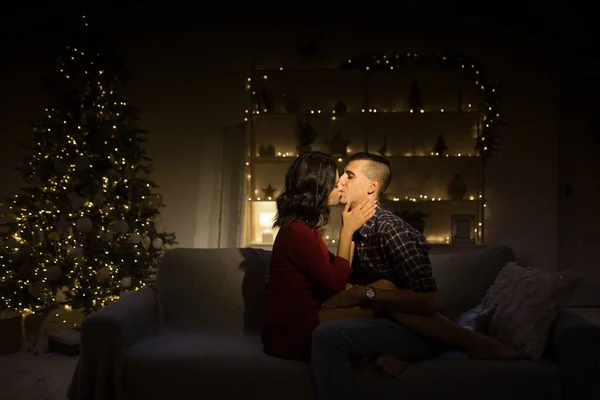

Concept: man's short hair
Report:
left=347, top=152, right=392, bottom=195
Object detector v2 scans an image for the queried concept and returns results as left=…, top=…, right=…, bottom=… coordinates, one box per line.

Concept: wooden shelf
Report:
left=249, top=155, right=481, bottom=162
left=244, top=63, right=488, bottom=247
left=383, top=199, right=482, bottom=204
left=247, top=242, right=487, bottom=251
left=250, top=157, right=296, bottom=163
left=251, top=111, right=481, bottom=118
left=246, top=198, right=482, bottom=203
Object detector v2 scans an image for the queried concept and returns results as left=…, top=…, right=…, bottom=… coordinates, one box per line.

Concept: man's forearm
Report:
left=364, top=287, right=437, bottom=316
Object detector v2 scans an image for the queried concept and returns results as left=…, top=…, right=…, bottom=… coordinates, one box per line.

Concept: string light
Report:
left=248, top=195, right=481, bottom=202
left=241, top=52, right=498, bottom=246
left=244, top=52, right=503, bottom=159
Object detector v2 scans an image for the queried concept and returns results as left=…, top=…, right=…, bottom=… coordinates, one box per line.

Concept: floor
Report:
left=0, top=352, right=77, bottom=400
left=1, top=308, right=599, bottom=400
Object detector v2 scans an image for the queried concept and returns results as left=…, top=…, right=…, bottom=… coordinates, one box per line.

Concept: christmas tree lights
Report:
left=0, top=16, right=176, bottom=315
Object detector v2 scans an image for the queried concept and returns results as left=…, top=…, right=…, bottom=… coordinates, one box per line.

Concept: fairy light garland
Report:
left=241, top=52, right=498, bottom=246
left=244, top=52, right=503, bottom=159
left=339, top=52, right=502, bottom=159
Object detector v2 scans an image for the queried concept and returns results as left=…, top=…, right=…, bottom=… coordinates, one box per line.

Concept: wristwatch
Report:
left=362, top=285, right=376, bottom=301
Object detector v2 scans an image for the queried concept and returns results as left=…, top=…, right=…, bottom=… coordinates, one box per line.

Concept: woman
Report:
left=262, top=151, right=376, bottom=362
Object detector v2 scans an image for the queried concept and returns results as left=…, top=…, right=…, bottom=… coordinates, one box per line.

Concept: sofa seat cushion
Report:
left=122, top=333, right=315, bottom=399
left=353, top=357, right=561, bottom=400
left=122, top=333, right=561, bottom=400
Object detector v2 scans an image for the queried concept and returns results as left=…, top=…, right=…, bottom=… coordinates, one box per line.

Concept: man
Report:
left=311, top=152, right=520, bottom=400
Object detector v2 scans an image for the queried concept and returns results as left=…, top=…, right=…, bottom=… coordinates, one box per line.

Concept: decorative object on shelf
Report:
left=447, top=173, right=467, bottom=201
left=259, top=211, right=276, bottom=243
left=265, top=145, right=275, bottom=157
left=261, top=183, right=277, bottom=199
left=258, top=145, right=276, bottom=157
left=457, top=88, right=463, bottom=112
left=325, top=131, right=351, bottom=156
left=285, top=99, right=300, bottom=114
left=396, top=209, right=429, bottom=234
left=296, top=119, right=317, bottom=154
left=254, top=90, right=263, bottom=112
left=260, top=88, right=272, bottom=113
left=378, top=135, right=388, bottom=156
left=262, top=231, right=273, bottom=243
left=299, top=37, right=319, bottom=62
left=334, top=100, right=347, bottom=116
left=252, top=90, right=260, bottom=113
left=451, top=214, right=476, bottom=245
left=407, top=79, right=423, bottom=111
left=339, top=52, right=503, bottom=159
left=258, top=145, right=267, bottom=157
left=433, top=135, right=448, bottom=156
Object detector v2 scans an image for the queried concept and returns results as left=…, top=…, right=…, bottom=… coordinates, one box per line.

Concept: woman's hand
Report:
left=341, top=197, right=377, bottom=233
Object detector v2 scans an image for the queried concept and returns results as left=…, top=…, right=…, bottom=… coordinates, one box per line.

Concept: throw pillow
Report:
left=480, top=262, right=582, bottom=360
left=455, top=303, right=491, bottom=331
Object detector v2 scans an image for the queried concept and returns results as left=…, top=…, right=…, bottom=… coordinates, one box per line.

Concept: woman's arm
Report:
left=291, top=224, right=351, bottom=293
left=335, top=226, right=354, bottom=265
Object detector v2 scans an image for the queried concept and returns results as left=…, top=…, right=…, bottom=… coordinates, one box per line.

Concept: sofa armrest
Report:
left=547, top=308, right=600, bottom=400
left=67, top=284, right=162, bottom=400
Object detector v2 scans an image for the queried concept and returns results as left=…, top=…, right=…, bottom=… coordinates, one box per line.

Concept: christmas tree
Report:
left=0, top=15, right=176, bottom=315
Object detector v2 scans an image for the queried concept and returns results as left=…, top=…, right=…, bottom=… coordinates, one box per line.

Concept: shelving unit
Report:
left=242, top=54, right=502, bottom=249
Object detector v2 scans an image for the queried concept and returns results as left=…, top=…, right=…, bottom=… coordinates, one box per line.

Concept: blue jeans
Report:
left=311, top=318, right=448, bottom=400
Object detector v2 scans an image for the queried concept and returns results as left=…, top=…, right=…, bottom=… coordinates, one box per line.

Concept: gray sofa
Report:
left=67, top=246, right=600, bottom=400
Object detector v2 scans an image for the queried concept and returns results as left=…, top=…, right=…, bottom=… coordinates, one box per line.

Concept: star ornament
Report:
left=261, top=183, right=277, bottom=199
left=325, top=132, right=351, bottom=156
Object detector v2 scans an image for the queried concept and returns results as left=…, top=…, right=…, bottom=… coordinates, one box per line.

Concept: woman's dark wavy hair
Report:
left=273, top=151, right=338, bottom=229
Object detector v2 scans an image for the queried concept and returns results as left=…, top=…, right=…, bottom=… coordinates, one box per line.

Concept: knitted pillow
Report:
left=480, top=262, right=582, bottom=360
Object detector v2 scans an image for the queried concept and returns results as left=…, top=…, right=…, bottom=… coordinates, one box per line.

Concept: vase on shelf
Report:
left=447, top=173, right=467, bottom=201
left=378, top=135, right=388, bottom=156
left=407, top=80, right=423, bottom=111
left=433, top=135, right=448, bottom=156
left=296, top=119, right=317, bottom=154
left=265, top=145, right=275, bottom=157
left=395, top=209, right=428, bottom=234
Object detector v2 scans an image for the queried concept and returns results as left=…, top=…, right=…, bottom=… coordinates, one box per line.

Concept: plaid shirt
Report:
left=349, top=203, right=438, bottom=293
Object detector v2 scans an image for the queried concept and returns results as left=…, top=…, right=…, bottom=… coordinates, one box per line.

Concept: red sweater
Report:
left=262, top=220, right=351, bottom=361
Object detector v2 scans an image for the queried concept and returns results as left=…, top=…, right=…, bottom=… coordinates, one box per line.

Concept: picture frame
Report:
left=451, top=214, right=476, bottom=245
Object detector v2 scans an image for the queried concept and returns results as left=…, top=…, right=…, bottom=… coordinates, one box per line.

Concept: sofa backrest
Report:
left=156, top=247, right=270, bottom=337
left=430, top=246, right=515, bottom=320
left=155, top=245, right=515, bottom=335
